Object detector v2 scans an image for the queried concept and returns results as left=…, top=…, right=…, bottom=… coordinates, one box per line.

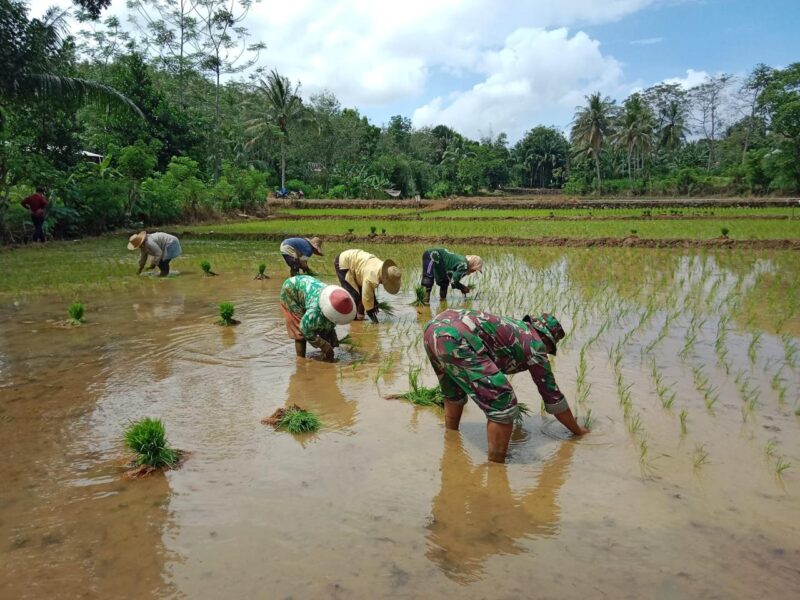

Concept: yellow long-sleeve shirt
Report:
left=338, top=249, right=383, bottom=311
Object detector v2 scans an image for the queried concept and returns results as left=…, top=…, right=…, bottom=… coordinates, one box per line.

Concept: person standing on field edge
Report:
left=424, top=308, right=588, bottom=463
left=21, top=186, right=48, bottom=243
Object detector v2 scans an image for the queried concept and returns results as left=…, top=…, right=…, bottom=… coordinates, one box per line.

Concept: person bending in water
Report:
left=280, top=275, right=356, bottom=361
left=279, top=237, right=324, bottom=277
left=334, top=248, right=402, bottom=323
left=127, top=231, right=182, bottom=277
left=420, top=248, right=483, bottom=305
left=424, top=309, right=588, bottom=463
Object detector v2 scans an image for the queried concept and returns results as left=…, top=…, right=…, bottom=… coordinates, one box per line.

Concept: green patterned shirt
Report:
left=280, top=275, right=336, bottom=345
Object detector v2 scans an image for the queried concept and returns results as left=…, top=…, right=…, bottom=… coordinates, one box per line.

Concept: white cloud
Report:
left=630, top=37, right=664, bottom=45
left=663, top=68, right=710, bottom=89
left=412, top=28, right=625, bottom=140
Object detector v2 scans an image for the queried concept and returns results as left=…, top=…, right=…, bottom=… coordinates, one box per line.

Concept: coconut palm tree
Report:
left=571, top=93, right=616, bottom=192
left=1, top=2, right=142, bottom=126
left=613, top=94, right=655, bottom=180
left=658, top=100, right=690, bottom=153
left=245, top=70, right=308, bottom=189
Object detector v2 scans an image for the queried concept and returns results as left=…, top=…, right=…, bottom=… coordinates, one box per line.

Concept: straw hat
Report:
left=127, top=231, right=147, bottom=250
left=466, top=255, right=483, bottom=273
left=381, top=259, right=402, bottom=294
left=309, top=237, right=324, bottom=256
left=319, top=285, right=357, bottom=324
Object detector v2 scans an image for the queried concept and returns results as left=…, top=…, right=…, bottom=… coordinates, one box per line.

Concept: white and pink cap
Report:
left=319, top=285, right=357, bottom=324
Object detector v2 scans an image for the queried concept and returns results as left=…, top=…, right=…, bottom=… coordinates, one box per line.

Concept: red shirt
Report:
left=22, top=193, right=48, bottom=217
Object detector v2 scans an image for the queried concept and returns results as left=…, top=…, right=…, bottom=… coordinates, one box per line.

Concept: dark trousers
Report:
left=158, top=259, right=171, bottom=276
left=421, top=251, right=450, bottom=300
left=282, top=254, right=304, bottom=276
left=31, top=215, right=45, bottom=243
left=334, top=254, right=364, bottom=316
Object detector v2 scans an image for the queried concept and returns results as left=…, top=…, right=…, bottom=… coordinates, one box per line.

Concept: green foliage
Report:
left=124, top=417, right=179, bottom=468
left=411, top=285, right=426, bottom=306
left=218, top=302, right=235, bottom=325
left=721, top=227, right=730, bottom=237
left=276, top=407, right=321, bottom=434
left=68, top=301, right=86, bottom=324
left=200, top=260, right=212, bottom=274
left=395, top=365, right=443, bottom=407
left=258, top=262, right=266, bottom=275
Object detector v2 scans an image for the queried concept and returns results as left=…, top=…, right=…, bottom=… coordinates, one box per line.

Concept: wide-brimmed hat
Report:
left=127, top=231, right=147, bottom=250
left=319, top=285, right=357, bottom=325
left=309, top=237, right=324, bottom=256
left=381, top=259, right=402, bottom=294
left=524, top=313, right=565, bottom=355
left=466, top=255, right=483, bottom=273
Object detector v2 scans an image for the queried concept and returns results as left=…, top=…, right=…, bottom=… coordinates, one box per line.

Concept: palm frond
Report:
left=16, top=74, right=143, bottom=118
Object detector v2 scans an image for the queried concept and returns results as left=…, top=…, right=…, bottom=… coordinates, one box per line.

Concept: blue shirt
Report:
left=281, top=237, right=314, bottom=258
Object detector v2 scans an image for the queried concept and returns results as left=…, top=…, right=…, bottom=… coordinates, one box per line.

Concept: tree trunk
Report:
left=280, top=138, right=286, bottom=189
left=594, top=154, right=601, bottom=193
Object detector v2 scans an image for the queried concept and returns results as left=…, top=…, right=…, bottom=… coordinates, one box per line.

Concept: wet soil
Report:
left=1, top=249, right=799, bottom=599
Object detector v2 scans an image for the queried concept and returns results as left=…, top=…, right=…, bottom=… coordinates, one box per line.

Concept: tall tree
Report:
left=245, top=69, right=308, bottom=189
left=690, top=73, right=733, bottom=170
left=613, top=94, right=654, bottom=180
left=738, top=63, right=774, bottom=162
left=571, top=93, right=616, bottom=191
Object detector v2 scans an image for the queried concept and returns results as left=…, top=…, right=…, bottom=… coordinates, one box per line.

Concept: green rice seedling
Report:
left=781, top=334, right=797, bottom=368
left=373, top=354, right=394, bottom=387
left=376, top=300, right=396, bottom=316
left=693, top=444, right=709, bottom=469
left=369, top=225, right=377, bottom=235
left=254, top=263, right=269, bottom=280
left=720, top=227, right=730, bottom=237
left=392, top=365, right=443, bottom=407
left=679, top=330, right=697, bottom=360
left=627, top=413, right=642, bottom=435
left=679, top=409, right=688, bottom=435
left=771, top=369, right=787, bottom=404
left=410, top=285, right=427, bottom=306
left=576, top=382, right=592, bottom=407
left=124, top=418, right=179, bottom=468
left=638, top=438, right=649, bottom=467
left=748, top=332, right=762, bottom=364
left=703, top=386, right=719, bottom=411
left=775, top=457, right=792, bottom=476
left=200, top=260, right=217, bottom=276
left=583, top=408, right=594, bottom=429
left=217, top=302, right=237, bottom=326
left=338, top=334, right=359, bottom=349
left=67, top=301, right=86, bottom=325
left=276, top=407, right=322, bottom=433
left=765, top=439, right=778, bottom=459
left=515, top=402, right=531, bottom=426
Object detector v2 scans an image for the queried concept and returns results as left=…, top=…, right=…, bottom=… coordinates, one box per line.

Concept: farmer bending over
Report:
left=21, top=186, right=48, bottom=243
left=334, top=249, right=402, bottom=323
left=279, top=236, right=323, bottom=277
left=421, top=248, right=482, bottom=305
left=280, top=275, right=356, bottom=361
left=127, top=231, right=182, bottom=277
left=424, top=309, right=588, bottom=463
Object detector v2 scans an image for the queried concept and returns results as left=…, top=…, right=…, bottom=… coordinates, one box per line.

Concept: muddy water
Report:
left=1, top=249, right=799, bottom=599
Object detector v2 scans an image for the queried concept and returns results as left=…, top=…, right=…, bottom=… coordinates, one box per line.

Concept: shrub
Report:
left=325, top=184, right=348, bottom=199
left=124, top=418, right=179, bottom=468
left=68, top=301, right=86, bottom=325
left=218, top=302, right=236, bottom=325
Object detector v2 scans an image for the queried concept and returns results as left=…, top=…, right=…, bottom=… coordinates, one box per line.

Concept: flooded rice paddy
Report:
left=1, top=244, right=799, bottom=598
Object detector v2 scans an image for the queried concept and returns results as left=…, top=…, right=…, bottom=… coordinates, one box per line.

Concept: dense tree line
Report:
left=1, top=0, right=798, bottom=241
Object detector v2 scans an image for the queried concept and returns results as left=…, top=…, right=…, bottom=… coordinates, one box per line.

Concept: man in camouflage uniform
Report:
left=280, top=275, right=356, bottom=361
left=420, top=248, right=483, bottom=305
left=424, top=308, right=588, bottom=462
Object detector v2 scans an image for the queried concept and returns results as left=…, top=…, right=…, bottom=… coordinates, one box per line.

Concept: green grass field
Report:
left=186, top=217, right=800, bottom=239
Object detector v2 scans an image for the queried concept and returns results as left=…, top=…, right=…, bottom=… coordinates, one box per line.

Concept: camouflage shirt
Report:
left=427, top=308, right=568, bottom=413
left=279, top=275, right=336, bottom=345
left=428, top=248, right=470, bottom=289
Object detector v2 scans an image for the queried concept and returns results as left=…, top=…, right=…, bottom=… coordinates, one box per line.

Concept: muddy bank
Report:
left=269, top=196, right=800, bottom=211
left=182, top=230, right=800, bottom=250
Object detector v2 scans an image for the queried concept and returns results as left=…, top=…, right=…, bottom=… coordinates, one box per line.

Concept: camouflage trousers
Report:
left=423, top=317, right=519, bottom=424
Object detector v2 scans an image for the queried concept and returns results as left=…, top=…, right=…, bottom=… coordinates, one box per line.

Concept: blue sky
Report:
left=31, top=0, right=800, bottom=141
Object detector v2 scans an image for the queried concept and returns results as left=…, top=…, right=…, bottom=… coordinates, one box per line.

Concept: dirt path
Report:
left=182, top=231, right=800, bottom=250
left=272, top=213, right=795, bottom=222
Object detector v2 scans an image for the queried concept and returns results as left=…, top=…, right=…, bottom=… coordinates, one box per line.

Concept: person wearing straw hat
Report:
left=424, top=308, right=588, bottom=463
left=420, top=248, right=483, bottom=305
left=127, top=231, right=182, bottom=277
left=280, top=275, right=356, bottom=360
left=333, top=249, right=402, bottom=323
left=279, top=237, right=324, bottom=277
